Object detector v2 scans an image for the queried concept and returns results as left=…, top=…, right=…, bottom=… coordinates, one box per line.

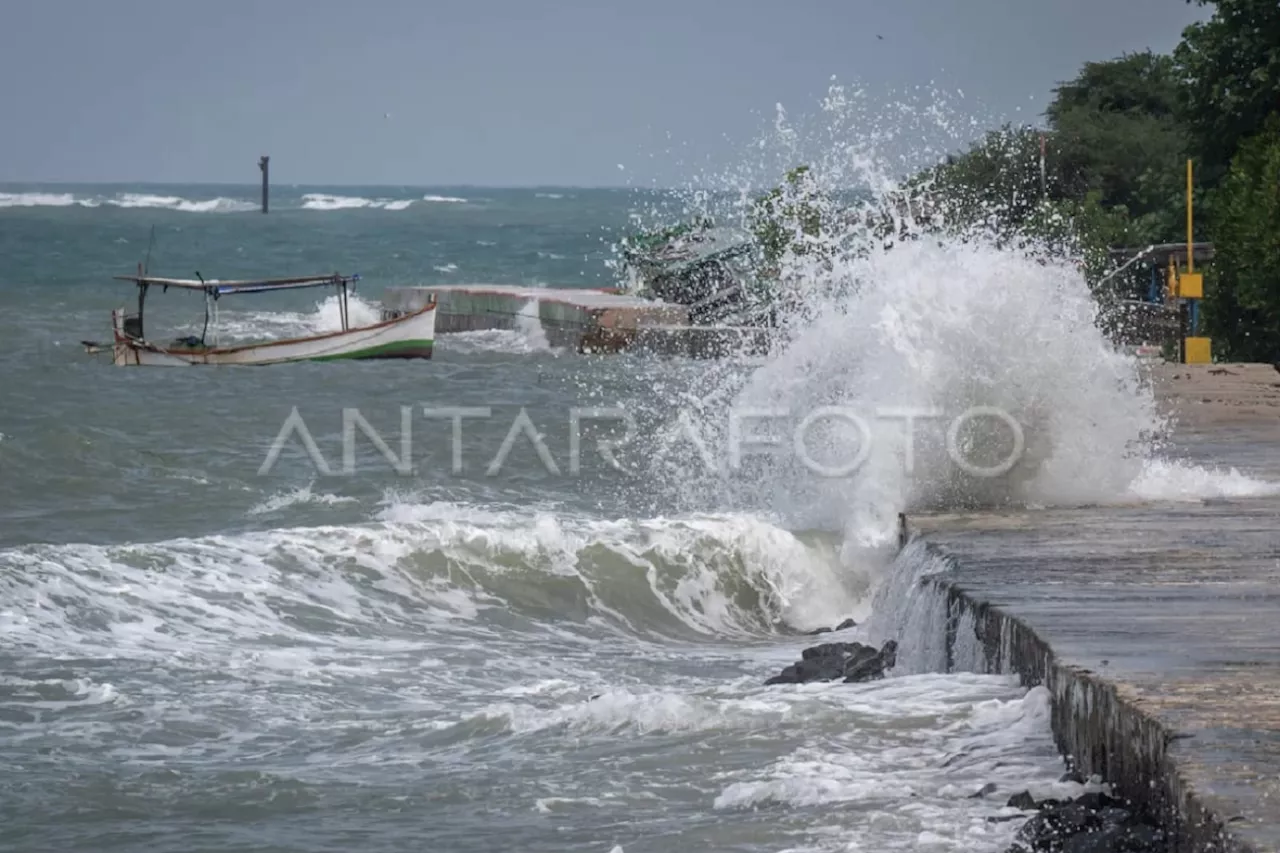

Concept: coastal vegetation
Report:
left=924, top=0, right=1279, bottom=360
left=623, top=0, right=1277, bottom=358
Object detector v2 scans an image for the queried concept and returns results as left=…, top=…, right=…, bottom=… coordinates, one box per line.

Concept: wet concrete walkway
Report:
left=909, top=364, right=1280, bottom=852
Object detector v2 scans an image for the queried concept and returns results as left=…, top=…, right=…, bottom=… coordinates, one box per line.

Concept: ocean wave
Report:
left=107, top=193, right=259, bottom=213
left=0, top=502, right=876, bottom=668
left=0, top=190, right=463, bottom=212
left=247, top=484, right=360, bottom=516
left=0, top=192, right=94, bottom=208
left=174, top=292, right=384, bottom=342
left=0, top=191, right=256, bottom=212
left=300, top=193, right=415, bottom=211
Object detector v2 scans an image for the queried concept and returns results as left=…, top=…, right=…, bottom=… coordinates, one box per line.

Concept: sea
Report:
left=2, top=174, right=1276, bottom=853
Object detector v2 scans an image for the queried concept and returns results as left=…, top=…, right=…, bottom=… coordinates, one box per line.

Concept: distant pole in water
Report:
left=259, top=155, right=270, bottom=214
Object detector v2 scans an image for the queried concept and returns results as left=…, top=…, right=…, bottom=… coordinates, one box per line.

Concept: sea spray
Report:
left=635, top=81, right=1172, bottom=558
left=515, top=298, right=552, bottom=351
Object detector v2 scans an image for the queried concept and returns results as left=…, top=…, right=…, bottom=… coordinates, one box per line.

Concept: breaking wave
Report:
left=0, top=191, right=257, bottom=212
left=0, top=190, right=468, bottom=212
left=0, top=501, right=868, bottom=660
left=301, top=193, right=414, bottom=211
left=185, top=292, right=384, bottom=342
left=639, top=80, right=1273, bottom=550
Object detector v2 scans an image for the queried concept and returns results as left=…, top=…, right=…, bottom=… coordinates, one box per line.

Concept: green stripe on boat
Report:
left=309, top=339, right=435, bottom=361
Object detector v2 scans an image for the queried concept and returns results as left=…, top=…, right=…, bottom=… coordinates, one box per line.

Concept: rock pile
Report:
left=764, top=639, right=898, bottom=685
left=1002, top=790, right=1166, bottom=853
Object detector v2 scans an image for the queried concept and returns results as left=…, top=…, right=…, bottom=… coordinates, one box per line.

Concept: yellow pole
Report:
left=1186, top=158, right=1194, bottom=273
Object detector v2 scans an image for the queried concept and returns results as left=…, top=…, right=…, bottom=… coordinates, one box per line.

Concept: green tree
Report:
left=1200, top=115, right=1280, bottom=360
left=915, top=51, right=1189, bottom=255
left=1174, top=0, right=1280, bottom=186
left=910, top=124, right=1052, bottom=238
left=749, top=165, right=826, bottom=267
left=1047, top=51, right=1187, bottom=239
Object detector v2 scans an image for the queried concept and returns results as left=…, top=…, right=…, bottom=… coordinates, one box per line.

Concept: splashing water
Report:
left=634, top=80, right=1270, bottom=556
left=515, top=298, right=552, bottom=351
left=192, top=292, right=385, bottom=342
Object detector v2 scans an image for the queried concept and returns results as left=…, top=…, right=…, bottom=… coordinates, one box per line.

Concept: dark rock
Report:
left=764, top=639, right=897, bottom=685
left=845, top=640, right=896, bottom=682
left=1059, top=770, right=1087, bottom=784
left=1060, top=823, right=1165, bottom=853
left=1011, top=803, right=1100, bottom=852
left=1072, top=792, right=1120, bottom=812
left=968, top=782, right=999, bottom=799
left=1007, top=791, right=1038, bottom=811
left=1006, top=790, right=1165, bottom=853
left=803, top=617, right=856, bottom=636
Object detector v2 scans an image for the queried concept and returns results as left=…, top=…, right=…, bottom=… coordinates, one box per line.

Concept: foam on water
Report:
left=515, top=298, right=552, bottom=351
left=0, top=191, right=88, bottom=208
left=301, top=193, right=417, bottom=211
left=1127, top=457, right=1280, bottom=500
left=187, top=292, right=384, bottom=342
left=0, top=501, right=1075, bottom=851
left=108, top=193, right=259, bottom=213
left=0, top=191, right=256, bottom=211
left=0, top=190, right=469, bottom=212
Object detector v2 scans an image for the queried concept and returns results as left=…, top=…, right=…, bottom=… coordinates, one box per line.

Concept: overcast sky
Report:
left=1, top=0, right=1209, bottom=187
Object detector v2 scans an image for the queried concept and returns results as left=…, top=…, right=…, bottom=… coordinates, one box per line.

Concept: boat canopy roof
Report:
left=113, top=273, right=359, bottom=296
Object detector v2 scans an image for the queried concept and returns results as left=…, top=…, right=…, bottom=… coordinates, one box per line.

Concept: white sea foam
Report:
left=514, top=298, right=552, bottom=351
left=0, top=192, right=91, bottom=208
left=0, top=504, right=857, bottom=662
left=300, top=193, right=416, bottom=211
left=247, top=484, right=360, bottom=516
left=193, top=292, right=383, bottom=342
left=106, top=193, right=258, bottom=213
left=422, top=194, right=467, bottom=203
left=1127, top=458, right=1280, bottom=500
left=0, top=190, right=261, bottom=212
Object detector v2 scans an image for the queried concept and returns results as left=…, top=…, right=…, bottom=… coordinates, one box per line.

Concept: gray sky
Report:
left=1, top=0, right=1209, bottom=187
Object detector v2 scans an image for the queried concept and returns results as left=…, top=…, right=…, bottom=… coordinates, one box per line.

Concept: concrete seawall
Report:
left=381, top=284, right=772, bottom=357
left=900, top=364, right=1280, bottom=853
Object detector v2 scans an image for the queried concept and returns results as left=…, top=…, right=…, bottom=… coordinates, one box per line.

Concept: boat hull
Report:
left=110, top=304, right=436, bottom=366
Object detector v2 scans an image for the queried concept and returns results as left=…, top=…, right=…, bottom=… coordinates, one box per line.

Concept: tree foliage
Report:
left=1201, top=115, right=1280, bottom=360
left=1173, top=0, right=1280, bottom=185
left=1047, top=52, right=1187, bottom=241
left=916, top=50, right=1187, bottom=261
left=912, top=11, right=1280, bottom=360
left=749, top=165, right=826, bottom=267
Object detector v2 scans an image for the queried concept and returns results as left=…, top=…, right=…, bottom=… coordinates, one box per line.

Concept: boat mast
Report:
left=134, top=262, right=148, bottom=338
left=339, top=275, right=350, bottom=332
left=196, top=272, right=212, bottom=346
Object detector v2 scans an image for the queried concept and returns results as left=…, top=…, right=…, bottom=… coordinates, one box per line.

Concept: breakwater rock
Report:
left=1003, top=790, right=1166, bottom=853
left=764, top=639, right=898, bottom=685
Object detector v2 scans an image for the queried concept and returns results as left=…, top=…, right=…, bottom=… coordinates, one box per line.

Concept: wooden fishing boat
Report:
left=88, top=271, right=436, bottom=366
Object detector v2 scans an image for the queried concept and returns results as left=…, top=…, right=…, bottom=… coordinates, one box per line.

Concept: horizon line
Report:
left=0, top=179, right=714, bottom=192
left=0, top=178, right=885, bottom=192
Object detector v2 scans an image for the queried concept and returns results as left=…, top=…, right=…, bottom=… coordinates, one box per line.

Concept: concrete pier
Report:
left=382, top=284, right=772, bottom=357
left=906, top=363, right=1280, bottom=852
